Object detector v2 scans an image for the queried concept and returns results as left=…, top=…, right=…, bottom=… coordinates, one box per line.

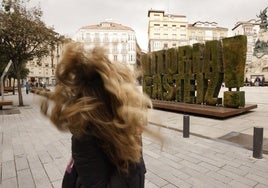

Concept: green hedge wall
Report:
left=141, top=35, right=247, bottom=108
left=224, top=91, right=245, bottom=108
left=203, top=40, right=224, bottom=105
left=222, top=35, right=247, bottom=88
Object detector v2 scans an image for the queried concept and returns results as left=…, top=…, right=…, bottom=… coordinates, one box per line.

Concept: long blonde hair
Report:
left=39, top=42, right=152, bottom=173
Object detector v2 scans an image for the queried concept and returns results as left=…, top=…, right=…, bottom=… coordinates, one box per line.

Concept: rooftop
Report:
left=80, top=21, right=134, bottom=31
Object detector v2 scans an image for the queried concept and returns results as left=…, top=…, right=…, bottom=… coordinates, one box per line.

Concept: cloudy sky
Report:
left=29, top=0, right=267, bottom=51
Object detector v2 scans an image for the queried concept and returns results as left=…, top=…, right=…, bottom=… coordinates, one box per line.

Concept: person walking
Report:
left=35, top=42, right=157, bottom=188
left=25, top=82, right=30, bottom=94
left=255, top=76, right=261, bottom=86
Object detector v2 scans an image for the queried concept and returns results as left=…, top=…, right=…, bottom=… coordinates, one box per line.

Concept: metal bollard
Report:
left=183, top=115, right=190, bottom=138
left=253, top=126, right=263, bottom=159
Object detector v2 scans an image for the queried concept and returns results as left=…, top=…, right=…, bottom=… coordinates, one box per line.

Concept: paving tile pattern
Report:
left=0, top=87, right=268, bottom=188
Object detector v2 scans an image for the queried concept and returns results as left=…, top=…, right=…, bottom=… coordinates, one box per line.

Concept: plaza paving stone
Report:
left=0, top=86, right=268, bottom=188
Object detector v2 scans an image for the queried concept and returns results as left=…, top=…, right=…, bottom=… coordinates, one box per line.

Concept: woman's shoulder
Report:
left=71, top=134, right=100, bottom=152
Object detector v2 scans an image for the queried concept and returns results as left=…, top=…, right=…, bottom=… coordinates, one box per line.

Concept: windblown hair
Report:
left=39, top=42, right=152, bottom=174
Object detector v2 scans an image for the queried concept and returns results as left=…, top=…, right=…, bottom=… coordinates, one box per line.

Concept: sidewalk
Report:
left=0, top=87, right=268, bottom=188
left=148, top=86, right=268, bottom=152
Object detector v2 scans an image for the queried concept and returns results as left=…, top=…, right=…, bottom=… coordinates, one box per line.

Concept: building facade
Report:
left=147, top=10, right=228, bottom=52
left=148, top=10, right=188, bottom=52
left=26, top=39, right=68, bottom=87
left=188, top=21, right=228, bottom=45
left=232, top=19, right=260, bottom=66
left=74, top=21, right=138, bottom=71
left=231, top=19, right=266, bottom=83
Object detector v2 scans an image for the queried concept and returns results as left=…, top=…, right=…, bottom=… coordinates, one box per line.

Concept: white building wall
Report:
left=26, top=42, right=65, bottom=86
left=148, top=10, right=228, bottom=52
left=232, top=20, right=260, bottom=65
left=74, top=22, right=137, bottom=71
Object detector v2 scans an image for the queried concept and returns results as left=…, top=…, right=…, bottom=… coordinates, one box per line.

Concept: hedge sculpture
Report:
left=142, top=35, right=247, bottom=108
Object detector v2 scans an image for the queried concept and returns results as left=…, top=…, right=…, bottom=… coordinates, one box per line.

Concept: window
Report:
left=180, top=25, right=186, bottom=31
left=122, top=44, right=127, bottom=53
left=113, top=33, right=118, bottom=42
left=163, top=24, right=168, bottom=31
left=101, top=23, right=111, bottom=27
left=84, top=33, right=91, bottom=42
left=121, top=33, right=127, bottom=42
left=154, top=33, right=160, bottom=39
left=154, top=41, right=161, bottom=49
left=123, top=55, right=126, bottom=62
left=154, top=24, right=160, bottom=31
left=197, top=32, right=203, bottom=40
left=246, top=54, right=252, bottom=62
left=94, top=33, right=100, bottom=42
left=128, top=34, right=135, bottom=41
left=164, top=33, right=168, bottom=39
left=129, top=55, right=132, bottom=61
left=180, top=34, right=186, bottom=40
left=112, top=45, right=118, bottom=53
left=164, top=43, right=168, bottom=49
left=104, top=33, right=109, bottom=42
left=190, top=32, right=195, bottom=40
left=128, top=43, right=135, bottom=51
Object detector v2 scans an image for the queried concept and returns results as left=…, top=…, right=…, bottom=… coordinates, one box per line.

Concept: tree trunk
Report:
left=16, top=74, right=24, bottom=106
left=7, top=77, right=12, bottom=87
left=12, top=79, right=15, bottom=95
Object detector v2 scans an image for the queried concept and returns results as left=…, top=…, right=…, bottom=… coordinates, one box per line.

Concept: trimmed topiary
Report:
left=203, top=40, right=224, bottom=105
left=224, top=91, right=245, bottom=108
left=222, top=35, right=247, bottom=88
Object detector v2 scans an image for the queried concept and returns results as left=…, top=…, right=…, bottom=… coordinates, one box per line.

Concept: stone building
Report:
left=232, top=19, right=260, bottom=67
left=188, top=21, right=228, bottom=45
left=147, top=10, right=228, bottom=52
left=74, top=21, right=138, bottom=71
left=25, top=21, right=139, bottom=87
left=232, top=18, right=268, bottom=84
left=148, top=10, right=188, bottom=52
left=26, top=38, right=69, bottom=87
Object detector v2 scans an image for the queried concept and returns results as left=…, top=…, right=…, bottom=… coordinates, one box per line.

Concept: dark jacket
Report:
left=64, top=135, right=146, bottom=188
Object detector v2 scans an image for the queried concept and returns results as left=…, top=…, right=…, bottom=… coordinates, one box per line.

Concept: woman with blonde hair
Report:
left=38, top=42, right=153, bottom=187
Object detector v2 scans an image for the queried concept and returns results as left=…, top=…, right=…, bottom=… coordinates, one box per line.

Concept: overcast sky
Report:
left=28, top=0, right=267, bottom=51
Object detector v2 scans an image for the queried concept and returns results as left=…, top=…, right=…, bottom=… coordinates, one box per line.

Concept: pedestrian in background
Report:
left=25, top=81, right=30, bottom=94
left=35, top=42, right=160, bottom=188
left=255, top=76, right=261, bottom=86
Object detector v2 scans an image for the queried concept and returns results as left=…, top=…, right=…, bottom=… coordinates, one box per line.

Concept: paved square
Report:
left=1, top=86, right=268, bottom=187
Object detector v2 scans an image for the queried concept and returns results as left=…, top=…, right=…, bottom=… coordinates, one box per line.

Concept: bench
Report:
left=0, top=100, right=13, bottom=110
left=4, top=87, right=14, bottom=93
left=0, top=87, right=14, bottom=95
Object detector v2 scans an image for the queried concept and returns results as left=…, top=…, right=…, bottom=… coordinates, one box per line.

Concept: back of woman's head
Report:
left=40, top=42, right=152, bottom=173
